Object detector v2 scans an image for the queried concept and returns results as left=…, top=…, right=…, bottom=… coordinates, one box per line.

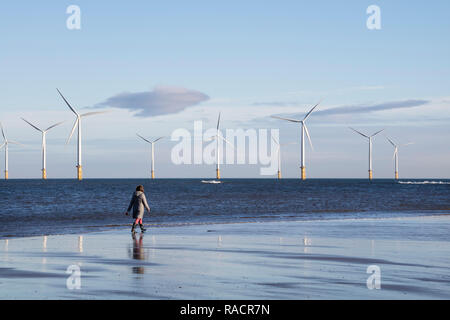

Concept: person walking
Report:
left=125, top=185, right=150, bottom=233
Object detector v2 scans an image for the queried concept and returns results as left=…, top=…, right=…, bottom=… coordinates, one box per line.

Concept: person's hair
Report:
left=136, top=185, right=144, bottom=192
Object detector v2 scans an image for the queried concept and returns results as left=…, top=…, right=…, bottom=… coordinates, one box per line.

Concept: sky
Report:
left=0, top=0, right=449, bottom=179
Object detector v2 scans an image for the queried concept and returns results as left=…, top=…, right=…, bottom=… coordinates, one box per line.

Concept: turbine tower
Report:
left=0, top=122, right=22, bottom=180
left=271, top=101, right=321, bottom=180
left=386, top=137, right=413, bottom=180
left=57, top=88, right=107, bottom=181
left=272, top=137, right=295, bottom=179
left=136, top=134, right=164, bottom=179
left=210, top=113, right=233, bottom=180
left=349, top=127, right=384, bottom=180
left=21, top=118, right=64, bottom=179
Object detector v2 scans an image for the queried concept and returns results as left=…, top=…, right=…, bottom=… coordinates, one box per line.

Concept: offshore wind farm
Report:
left=0, top=1, right=449, bottom=303
left=0, top=93, right=441, bottom=181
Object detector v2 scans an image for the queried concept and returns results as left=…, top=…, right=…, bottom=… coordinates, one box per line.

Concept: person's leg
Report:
left=139, top=219, right=146, bottom=232
left=131, top=218, right=141, bottom=232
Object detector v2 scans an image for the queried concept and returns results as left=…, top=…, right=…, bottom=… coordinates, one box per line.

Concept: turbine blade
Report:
left=45, top=121, right=65, bottom=132
left=403, top=142, right=414, bottom=147
left=371, top=129, right=385, bottom=137
left=21, top=118, right=42, bottom=132
left=349, top=127, right=369, bottom=138
left=304, top=124, right=314, bottom=151
left=67, top=118, right=79, bottom=144
left=57, top=88, right=79, bottom=116
left=217, top=112, right=221, bottom=130
left=386, top=137, right=397, bottom=147
left=393, top=148, right=398, bottom=160
left=152, top=136, right=165, bottom=143
left=0, top=122, right=6, bottom=140
left=136, top=134, right=152, bottom=144
left=0, top=142, right=5, bottom=149
left=271, top=115, right=301, bottom=123
left=8, top=140, right=24, bottom=146
left=219, top=135, right=235, bottom=149
left=81, top=111, right=109, bottom=117
left=303, top=100, right=322, bottom=121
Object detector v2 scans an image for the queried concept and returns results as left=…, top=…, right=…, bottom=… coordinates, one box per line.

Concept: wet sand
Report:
left=1, top=215, right=449, bottom=299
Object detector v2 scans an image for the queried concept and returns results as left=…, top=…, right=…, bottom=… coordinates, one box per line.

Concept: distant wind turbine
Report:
left=272, top=137, right=296, bottom=179
left=386, top=137, right=414, bottom=180
left=0, top=122, right=22, bottom=180
left=57, top=88, right=108, bottom=180
left=210, top=112, right=233, bottom=180
left=21, top=118, right=64, bottom=179
left=349, top=127, right=384, bottom=180
left=271, top=100, right=321, bottom=180
left=136, top=134, right=164, bottom=179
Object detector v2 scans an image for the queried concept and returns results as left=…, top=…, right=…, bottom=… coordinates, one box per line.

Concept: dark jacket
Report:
left=127, top=191, right=150, bottom=219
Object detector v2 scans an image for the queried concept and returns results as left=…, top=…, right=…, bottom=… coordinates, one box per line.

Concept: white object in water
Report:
left=201, top=180, right=222, bottom=184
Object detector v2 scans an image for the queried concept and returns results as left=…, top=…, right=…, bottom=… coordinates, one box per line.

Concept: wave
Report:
left=398, top=181, right=450, bottom=185
left=201, top=180, right=222, bottom=184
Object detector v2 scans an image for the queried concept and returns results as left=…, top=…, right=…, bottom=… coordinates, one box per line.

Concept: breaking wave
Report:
left=398, top=181, right=450, bottom=185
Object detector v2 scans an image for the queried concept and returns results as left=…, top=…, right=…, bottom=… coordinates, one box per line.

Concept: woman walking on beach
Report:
left=125, top=185, right=151, bottom=233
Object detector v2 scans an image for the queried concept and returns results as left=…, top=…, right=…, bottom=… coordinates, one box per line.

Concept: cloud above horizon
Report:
left=315, top=99, right=430, bottom=116
left=94, top=86, right=210, bottom=117
left=269, top=99, right=430, bottom=118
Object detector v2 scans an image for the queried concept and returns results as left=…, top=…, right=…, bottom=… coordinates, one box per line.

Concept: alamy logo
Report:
left=366, top=5, right=381, bottom=30
left=66, top=5, right=81, bottom=30
left=366, top=265, right=381, bottom=290
left=66, top=264, right=81, bottom=290
left=171, top=121, right=279, bottom=175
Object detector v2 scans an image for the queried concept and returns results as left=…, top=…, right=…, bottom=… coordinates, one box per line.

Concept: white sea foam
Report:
left=398, top=181, right=450, bottom=185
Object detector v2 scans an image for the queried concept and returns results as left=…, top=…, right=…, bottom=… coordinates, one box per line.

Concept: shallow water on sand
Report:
left=1, top=217, right=449, bottom=299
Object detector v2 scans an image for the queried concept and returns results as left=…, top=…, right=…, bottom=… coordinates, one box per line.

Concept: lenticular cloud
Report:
left=94, top=86, right=210, bottom=117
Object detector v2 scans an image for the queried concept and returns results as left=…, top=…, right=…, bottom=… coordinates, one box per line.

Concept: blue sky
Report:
left=0, top=0, right=449, bottom=178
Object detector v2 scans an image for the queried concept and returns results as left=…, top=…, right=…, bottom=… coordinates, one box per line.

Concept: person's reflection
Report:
left=130, top=233, right=145, bottom=274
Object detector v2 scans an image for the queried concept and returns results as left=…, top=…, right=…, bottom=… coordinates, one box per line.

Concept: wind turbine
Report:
left=386, top=137, right=413, bottom=180
left=57, top=88, right=107, bottom=180
left=136, top=134, right=164, bottom=179
left=210, top=112, right=233, bottom=180
left=271, top=101, right=321, bottom=180
left=21, top=118, right=64, bottom=179
left=349, top=127, right=384, bottom=180
left=272, top=137, right=296, bottom=179
left=0, top=122, right=22, bottom=180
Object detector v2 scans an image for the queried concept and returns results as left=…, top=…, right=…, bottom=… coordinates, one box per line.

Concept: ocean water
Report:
left=0, top=179, right=449, bottom=238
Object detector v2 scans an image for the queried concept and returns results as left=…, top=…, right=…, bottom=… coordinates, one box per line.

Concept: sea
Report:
left=0, top=179, right=449, bottom=238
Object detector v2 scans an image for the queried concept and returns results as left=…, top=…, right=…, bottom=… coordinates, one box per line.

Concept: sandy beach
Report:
left=1, top=215, right=449, bottom=300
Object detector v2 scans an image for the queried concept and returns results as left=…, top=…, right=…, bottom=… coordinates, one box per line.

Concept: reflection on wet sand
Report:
left=130, top=233, right=146, bottom=274
left=42, top=236, right=48, bottom=266
left=78, top=236, right=83, bottom=253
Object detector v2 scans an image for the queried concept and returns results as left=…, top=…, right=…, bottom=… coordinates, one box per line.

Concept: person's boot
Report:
left=131, top=222, right=137, bottom=234
left=139, top=223, right=146, bottom=233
